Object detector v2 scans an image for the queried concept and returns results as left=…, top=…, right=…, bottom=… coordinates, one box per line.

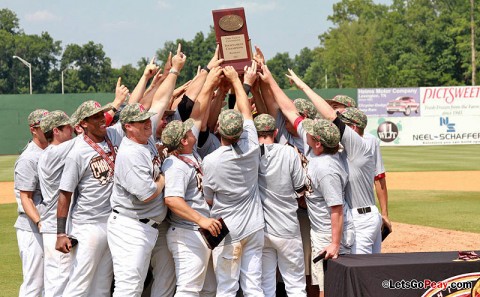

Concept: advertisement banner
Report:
left=358, top=88, right=421, bottom=117
left=365, top=116, right=480, bottom=146
left=420, top=86, right=480, bottom=117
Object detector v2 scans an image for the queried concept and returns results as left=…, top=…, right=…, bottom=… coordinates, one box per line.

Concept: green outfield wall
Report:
left=0, top=89, right=356, bottom=155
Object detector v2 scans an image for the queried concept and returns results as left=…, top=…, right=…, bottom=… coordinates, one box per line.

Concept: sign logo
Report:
left=377, top=121, right=398, bottom=142
left=440, top=117, right=455, bottom=132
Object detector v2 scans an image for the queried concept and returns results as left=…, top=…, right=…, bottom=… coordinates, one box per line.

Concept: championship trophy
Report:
left=212, top=7, right=252, bottom=73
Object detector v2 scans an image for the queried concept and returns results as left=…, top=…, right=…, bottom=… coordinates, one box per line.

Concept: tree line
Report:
left=0, top=0, right=478, bottom=94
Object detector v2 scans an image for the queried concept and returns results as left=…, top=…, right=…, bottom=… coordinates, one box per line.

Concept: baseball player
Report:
left=259, top=64, right=319, bottom=295
left=254, top=114, right=307, bottom=297
left=297, top=118, right=355, bottom=296
left=55, top=97, right=127, bottom=296
left=107, top=103, right=167, bottom=296
left=202, top=64, right=265, bottom=296
left=286, top=70, right=382, bottom=255
left=160, top=66, right=223, bottom=296
left=326, top=95, right=392, bottom=238
left=37, top=110, right=75, bottom=297
left=14, top=109, right=49, bottom=297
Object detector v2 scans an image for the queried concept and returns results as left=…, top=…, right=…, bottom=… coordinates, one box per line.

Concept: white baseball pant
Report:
left=150, top=220, right=176, bottom=297
left=107, top=212, right=158, bottom=297
left=62, top=221, right=113, bottom=297
left=212, top=229, right=265, bottom=297
left=167, top=227, right=216, bottom=296
left=43, top=233, right=71, bottom=297
left=16, top=229, right=44, bottom=297
left=350, top=205, right=382, bottom=254
left=262, top=232, right=306, bottom=297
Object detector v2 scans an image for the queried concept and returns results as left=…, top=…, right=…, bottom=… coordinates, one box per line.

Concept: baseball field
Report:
left=0, top=144, right=479, bottom=296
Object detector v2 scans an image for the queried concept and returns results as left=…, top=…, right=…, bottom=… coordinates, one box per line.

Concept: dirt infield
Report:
left=2, top=172, right=479, bottom=252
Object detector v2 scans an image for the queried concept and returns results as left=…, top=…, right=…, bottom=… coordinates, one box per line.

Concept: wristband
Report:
left=243, top=83, right=251, bottom=95
left=202, top=66, right=210, bottom=73
left=111, top=106, right=118, bottom=113
left=169, top=69, right=180, bottom=76
left=57, top=233, right=68, bottom=238
left=57, top=217, right=67, bottom=234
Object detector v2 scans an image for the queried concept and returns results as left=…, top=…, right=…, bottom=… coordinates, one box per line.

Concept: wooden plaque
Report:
left=212, top=7, right=252, bottom=73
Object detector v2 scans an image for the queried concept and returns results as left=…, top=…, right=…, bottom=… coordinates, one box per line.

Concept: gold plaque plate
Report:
left=219, top=14, right=244, bottom=32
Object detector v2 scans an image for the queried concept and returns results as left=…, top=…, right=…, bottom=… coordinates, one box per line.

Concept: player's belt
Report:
left=356, top=206, right=372, bottom=214
left=112, top=209, right=159, bottom=229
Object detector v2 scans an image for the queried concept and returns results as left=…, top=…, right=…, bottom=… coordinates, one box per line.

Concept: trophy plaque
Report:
left=212, top=7, right=252, bottom=73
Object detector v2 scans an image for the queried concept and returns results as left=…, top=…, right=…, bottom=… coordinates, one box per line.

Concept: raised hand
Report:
left=144, top=56, right=159, bottom=80
left=253, top=45, right=265, bottom=65
left=223, top=66, right=239, bottom=83
left=162, top=52, right=173, bottom=75
left=207, top=44, right=225, bottom=70
left=205, top=66, right=223, bottom=89
left=243, top=60, right=258, bottom=86
left=115, top=77, right=129, bottom=103
left=258, top=64, right=274, bottom=84
left=171, top=43, right=187, bottom=72
left=286, top=68, right=308, bottom=90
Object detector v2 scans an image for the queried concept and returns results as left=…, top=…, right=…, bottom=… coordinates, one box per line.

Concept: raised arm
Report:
left=259, top=64, right=298, bottom=125
left=190, top=67, right=223, bottom=131
left=286, top=69, right=336, bottom=121
left=223, top=64, right=252, bottom=120
left=129, top=57, right=159, bottom=104
left=149, top=43, right=186, bottom=117
left=106, top=77, right=129, bottom=118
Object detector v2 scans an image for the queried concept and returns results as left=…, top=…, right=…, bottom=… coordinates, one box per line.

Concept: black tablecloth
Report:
left=324, top=251, right=480, bottom=297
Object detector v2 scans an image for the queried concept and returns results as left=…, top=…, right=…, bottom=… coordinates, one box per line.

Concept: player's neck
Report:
left=85, top=131, right=105, bottom=143
left=32, top=137, right=48, bottom=150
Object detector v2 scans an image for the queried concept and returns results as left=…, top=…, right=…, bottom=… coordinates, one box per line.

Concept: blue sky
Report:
left=2, top=0, right=391, bottom=68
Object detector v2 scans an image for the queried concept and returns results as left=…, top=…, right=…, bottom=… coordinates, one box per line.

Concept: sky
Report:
left=2, top=0, right=392, bottom=68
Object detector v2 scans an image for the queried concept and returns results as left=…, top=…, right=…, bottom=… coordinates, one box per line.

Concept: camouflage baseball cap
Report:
left=254, top=114, right=276, bottom=132
left=120, top=103, right=156, bottom=123
left=161, top=118, right=194, bottom=150
left=28, top=109, right=49, bottom=127
left=294, top=98, right=319, bottom=119
left=302, top=118, right=340, bottom=148
left=218, top=109, right=244, bottom=139
left=40, top=110, right=72, bottom=133
left=75, top=100, right=112, bottom=122
left=327, top=95, right=356, bottom=108
left=339, top=107, right=367, bottom=129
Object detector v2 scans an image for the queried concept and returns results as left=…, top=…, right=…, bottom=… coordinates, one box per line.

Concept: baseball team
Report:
left=14, top=44, right=391, bottom=297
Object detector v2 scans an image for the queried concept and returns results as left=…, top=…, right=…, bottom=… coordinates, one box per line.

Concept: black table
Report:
left=324, top=251, right=480, bottom=297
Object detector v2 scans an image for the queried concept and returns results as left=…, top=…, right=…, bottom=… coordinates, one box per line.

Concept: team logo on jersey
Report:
left=89, top=152, right=115, bottom=185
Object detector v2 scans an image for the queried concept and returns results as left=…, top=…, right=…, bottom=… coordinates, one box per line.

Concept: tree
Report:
left=267, top=52, right=294, bottom=89
left=61, top=41, right=113, bottom=92
left=0, top=8, right=21, bottom=34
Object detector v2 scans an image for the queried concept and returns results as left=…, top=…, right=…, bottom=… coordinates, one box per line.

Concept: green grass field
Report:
left=0, top=144, right=479, bottom=295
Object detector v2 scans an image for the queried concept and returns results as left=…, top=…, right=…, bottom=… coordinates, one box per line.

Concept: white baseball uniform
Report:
left=258, top=143, right=307, bottom=297
left=203, top=119, right=265, bottom=296
left=108, top=135, right=167, bottom=297
left=338, top=123, right=382, bottom=254
left=38, top=138, right=77, bottom=297
left=162, top=126, right=216, bottom=296
left=14, top=141, right=45, bottom=297
left=59, top=123, right=124, bottom=297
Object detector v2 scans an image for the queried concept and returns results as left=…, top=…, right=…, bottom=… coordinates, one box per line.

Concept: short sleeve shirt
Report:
left=363, top=132, right=386, bottom=177
left=340, top=126, right=376, bottom=208
left=110, top=136, right=167, bottom=222
left=258, top=143, right=305, bottom=238
left=38, top=138, right=77, bottom=233
left=202, top=119, right=264, bottom=245
left=13, top=141, right=44, bottom=232
left=59, top=125, right=124, bottom=224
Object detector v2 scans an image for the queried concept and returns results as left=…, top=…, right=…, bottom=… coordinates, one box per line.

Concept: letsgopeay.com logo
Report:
left=422, top=272, right=480, bottom=297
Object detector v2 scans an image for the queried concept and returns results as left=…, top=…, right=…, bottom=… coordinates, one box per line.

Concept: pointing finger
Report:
left=150, top=56, right=156, bottom=65
left=214, top=44, right=219, bottom=59
left=177, top=43, right=182, bottom=56
left=117, top=77, right=121, bottom=88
